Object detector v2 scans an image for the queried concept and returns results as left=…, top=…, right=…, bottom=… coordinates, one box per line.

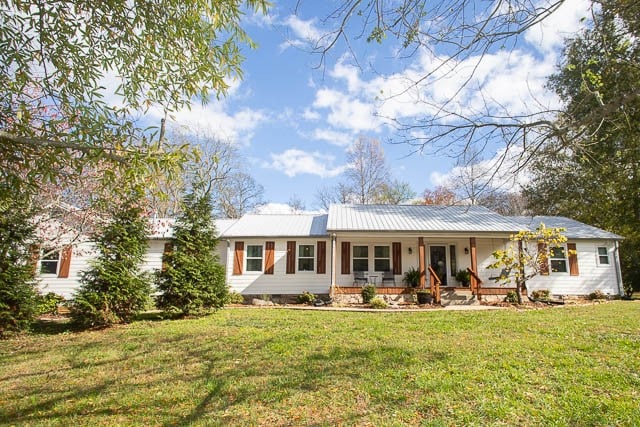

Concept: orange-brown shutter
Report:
left=233, top=242, right=244, bottom=275
left=286, top=241, right=296, bottom=274
left=29, top=244, right=40, bottom=273
left=538, top=242, right=549, bottom=275
left=265, top=241, right=275, bottom=274
left=317, top=241, right=326, bottom=274
left=58, top=245, right=72, bottom=278
left=162, top=242, right=173, bottom=272
left=341, top=242, right=351, bottom=275
left=567, top=243, right=579, bottom=276
left=392, top=242, right=402, bottom=275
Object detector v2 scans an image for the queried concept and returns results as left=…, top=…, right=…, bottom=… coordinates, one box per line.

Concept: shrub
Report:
left=225, top=291, right=245, bottom=305
left=361, top=285, right=376, bottom=303
left=531, top=289, right=550, bottom=300
left=369, top=296, right=388, bottom=309
left=589, top=290, right=607, bottom=300
left=623, top=282, right=634, bottom=298
left=505, top=291, right=518, bottom=303
left=296, top=291, right=316, bottom=305
left=455, top=269, right=471, bottom=286
left=35, top=293, right=65, bottom=316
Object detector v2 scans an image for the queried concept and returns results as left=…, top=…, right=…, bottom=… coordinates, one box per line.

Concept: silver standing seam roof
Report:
left=220, top=214, right=329, bottom=238
left=327, top=204, right=525, bottom=233
left=512, top=216, right=623, bottom=240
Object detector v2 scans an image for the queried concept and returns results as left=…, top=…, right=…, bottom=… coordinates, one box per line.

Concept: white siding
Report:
left=526, top=240, right=621, bottom=296
left=38, top=241, right=95, bottom=299
left=226, top=238, right=330, bottom=295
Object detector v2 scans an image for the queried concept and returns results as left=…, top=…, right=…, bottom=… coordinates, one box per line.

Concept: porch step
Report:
left=439, top=289, right=479, bottom=306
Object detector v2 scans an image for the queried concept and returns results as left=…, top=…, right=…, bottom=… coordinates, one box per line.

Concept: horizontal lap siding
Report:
left=38, top=241, right=94, bottom=299
left=226, top=238, right=330, bottom=295
left=526, top=241, right=619, bottom=295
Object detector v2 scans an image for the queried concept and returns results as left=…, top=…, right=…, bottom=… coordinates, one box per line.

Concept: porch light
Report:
left=408, top=247, right=413, bottom=255
left=464, top=247, right=469, bottom=254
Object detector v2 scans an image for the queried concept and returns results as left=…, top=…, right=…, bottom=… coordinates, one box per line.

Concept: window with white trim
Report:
left=246, top=245, right=263, bottom=272
left=353, top=245, right=368, bottom=272
left=550, top=246, right=567, bottom=273
left=374, top=245, right=390, bottom=272
left=40, top=249, right=60, bottom=275
left=597, top=247, right=610, bottom=265
left=298, top=244, right=314, bottom=271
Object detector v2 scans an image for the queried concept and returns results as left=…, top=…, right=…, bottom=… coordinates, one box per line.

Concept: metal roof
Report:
left=220, top=214, right=329, bottom=238
left=150, top=218, right=238, bottom=239
left=511, top=216, right=623, bottom=240
left=327, top=204, right=524, bottom=233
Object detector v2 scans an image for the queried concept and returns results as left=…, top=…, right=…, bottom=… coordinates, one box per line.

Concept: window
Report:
left=40, top=249, right=60, bottom=275
left=550, top=246, right=567, bottom=273
left=597, top=247, right=610, bottom=265
left=353, top=245, right=368, bottom=272
left=374, top=246, right=390, bottom=271
left=298, top=244, right=314, bottom=271
left=449, top=245, right=457, bottom=276
left=246, top=245, right=263, bottom=272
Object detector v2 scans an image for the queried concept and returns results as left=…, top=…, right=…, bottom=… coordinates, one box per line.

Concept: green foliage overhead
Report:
left=156, top=183, right=227, bottom=316
left=71, top=188, right=152, bottom=327
left=0, top=187, right=39, bottom=335
left=526, top=0, right=640, bottom=289
left=0, top=0, right=268, bottom=193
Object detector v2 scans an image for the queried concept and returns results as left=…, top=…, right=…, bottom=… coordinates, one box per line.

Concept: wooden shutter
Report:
left=317, top=241, right=326, bottom=274
left=265, top=241, right=275, bottom=274
left=286, top=241, right=296, bottom=274
left=233, top=242, right=244, bottom=275
left=567, top=243, right=579, bottom=276
left=538, top=242, right=549, bottom=275
left=161, top=242, right=173, bottom=272
left=58, top=245, right=72, bottom=278
left=341, top=242, right=351, bottom=275
left=392, top=242, right=402, bottom=275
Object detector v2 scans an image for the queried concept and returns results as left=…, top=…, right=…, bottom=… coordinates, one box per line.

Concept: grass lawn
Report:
left=2, top=302, right=640, bottom=426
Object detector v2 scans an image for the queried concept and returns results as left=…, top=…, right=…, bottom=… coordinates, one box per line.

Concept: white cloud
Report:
left=311, top=128, right=352, bottom=147
left=524, top=0, right=592, bottom=54
left=280, top=15, right=322, bottom=51
left=313, top=88, right=382, bottom=132
left=265, top=149, right=346, bottom=178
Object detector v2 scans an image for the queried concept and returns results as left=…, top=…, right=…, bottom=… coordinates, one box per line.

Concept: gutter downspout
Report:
left=613, top=240, right=624, bottom=296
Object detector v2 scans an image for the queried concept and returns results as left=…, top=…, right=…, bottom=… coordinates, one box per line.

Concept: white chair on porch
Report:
left=381, top=271, right=395, bottom=286
left=353, top=271, right=368, bottom=286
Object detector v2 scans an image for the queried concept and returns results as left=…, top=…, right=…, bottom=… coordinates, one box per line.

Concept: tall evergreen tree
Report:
left=156, top=182, right=227, bottom=316
left=526, top=1, right=640, bottom=290
left=0, top=187, right=39, bottom=334
left=71, top=188, right=152, bottom=327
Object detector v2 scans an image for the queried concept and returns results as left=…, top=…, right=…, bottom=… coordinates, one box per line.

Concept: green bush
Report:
left=505, top=291, right=518, bottom=303
left=403, top=267, right=420, bottom=287
left=296, top=291, right=316, bottom=305
left=225, top=291, right=245, bottom=305
left=589, top=290, right=607, bottom=300
left=623, top=282, right=634, bottom=298
left=362, top=285, right=376, bottom=303
left=35, top=293, right=65, bottom=316
left=455, top=269, right=471, bottom=286
left=369, top=296, right=388, bottom=309
left=531, top=289, right=550, bottom=300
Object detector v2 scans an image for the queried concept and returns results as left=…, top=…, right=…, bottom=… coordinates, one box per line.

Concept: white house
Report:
left=36, top=204, right=623, bottom=302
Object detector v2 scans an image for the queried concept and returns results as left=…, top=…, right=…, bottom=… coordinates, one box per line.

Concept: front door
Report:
left=429, top=245, right=448, bottom=286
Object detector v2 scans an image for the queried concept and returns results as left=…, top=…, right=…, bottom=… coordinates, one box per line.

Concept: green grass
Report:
left=2, top=303, right=640, bottom=426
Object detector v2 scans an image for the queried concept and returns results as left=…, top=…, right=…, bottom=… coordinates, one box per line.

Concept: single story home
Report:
left=37, top=204, right=623, bottom=303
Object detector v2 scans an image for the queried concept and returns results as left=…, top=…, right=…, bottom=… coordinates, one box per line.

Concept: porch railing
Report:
left=467, top=267, right=483, bottom=300
left=427, top=265, right=442, bottom=304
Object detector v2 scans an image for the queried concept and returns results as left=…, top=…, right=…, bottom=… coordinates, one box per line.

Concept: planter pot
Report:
left=417, top=292, right=432, bottom=305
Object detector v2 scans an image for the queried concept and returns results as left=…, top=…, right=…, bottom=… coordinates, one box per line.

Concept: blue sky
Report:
left=152, top=0, right=592, bottom=211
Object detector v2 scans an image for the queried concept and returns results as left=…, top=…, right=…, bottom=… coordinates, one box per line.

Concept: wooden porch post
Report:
left=330, top=234, right=337, bottom=296
left=418, top=237, right=426, bottom=289
left=469, top=237, right=479, bottom=299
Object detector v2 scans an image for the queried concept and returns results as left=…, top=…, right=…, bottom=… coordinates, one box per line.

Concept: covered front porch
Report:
left=329, top=235, right=520, bottom=304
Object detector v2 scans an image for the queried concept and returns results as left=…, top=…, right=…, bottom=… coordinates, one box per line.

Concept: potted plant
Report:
left=403, top=267, right=420, bottom=287
left=416, top=289, right=432, bottom=305
left=455, top=269, right=471, bottom=287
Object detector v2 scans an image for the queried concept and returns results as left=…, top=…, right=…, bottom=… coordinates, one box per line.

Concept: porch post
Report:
left=418, top=237, right=426, bottom=288
left=330, top=233, right=337, bottom=296
left=469, top=237, right=478, bottom=297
